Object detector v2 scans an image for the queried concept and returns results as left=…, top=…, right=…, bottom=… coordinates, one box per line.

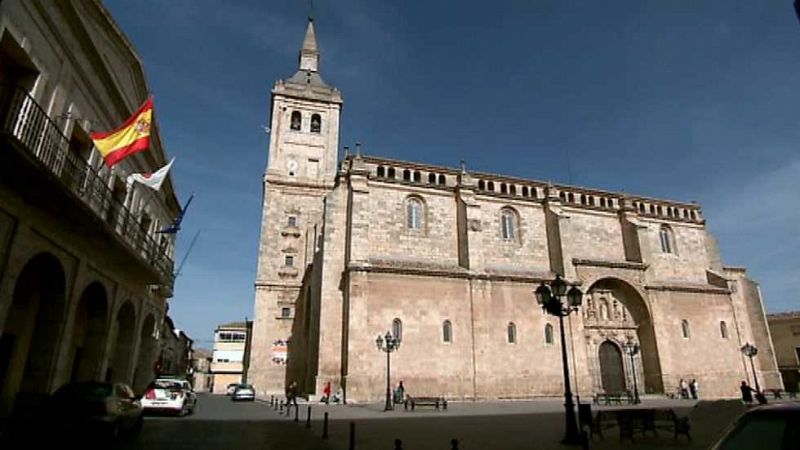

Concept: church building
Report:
left=248, top=19, right=781, bottom=402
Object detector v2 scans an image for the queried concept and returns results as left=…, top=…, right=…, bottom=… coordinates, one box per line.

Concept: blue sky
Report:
left=104, top=1, right=800, bottom=347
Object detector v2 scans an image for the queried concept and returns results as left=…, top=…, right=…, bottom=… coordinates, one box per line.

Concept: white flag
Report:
left=127, top=158, right=174, bottom=191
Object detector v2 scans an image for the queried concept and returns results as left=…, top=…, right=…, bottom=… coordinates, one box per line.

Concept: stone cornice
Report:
left=572, top=259, right=649, bottom=271
left=645, top=283, right=730, bottom=294
left=347, top=261, right=553, bottom=283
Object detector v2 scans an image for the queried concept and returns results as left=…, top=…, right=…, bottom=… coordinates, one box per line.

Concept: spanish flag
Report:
left=90, top=97, right=153, bottom=167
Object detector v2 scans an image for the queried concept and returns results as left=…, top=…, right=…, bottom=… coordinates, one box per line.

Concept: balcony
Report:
left=0, top=85, right=174, bottom=289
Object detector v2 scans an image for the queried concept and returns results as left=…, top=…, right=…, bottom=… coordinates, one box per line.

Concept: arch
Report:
left=649, top=204, right=655, bottom=215
left=438, top=174, right=446, bottom=185
left=544, top=323, right=554, bottom=345
left=639, top=203, right=645, bottom=214
left=559, top=192, right=567, bottom=202
left=720, top=321, right=728, bottom=339
left=377, top=166, right=385, bottom=177
left=442, top=320, right=452, bottom=343
left=405, top=196, right=425, bottom=231
left=290, top=111, right=301, bottom=131
left=478, top=180, right=485, bottom=190
left=310, top=113, right=321, bottom=133
left=509, top=185, right=516, bottom=195
left=392, top=318, right=403, bottom=342
left=487, top=181, right=495, bottom=191
left=133, top=314, right=158, bottom=393
left=681, top=320, right=690, bottom=339
left=500, top=207, right=518, bottom=241
left=413, top=171, right=421, bottom=182
left=600, top=198, right=607, bottom=208
left=507, top=322, right=516, bottom=344
left=522, top=186, right=529, bottom=197
left=0, top=253, right=67, bottom=413
left=500, top=183, right=507, bottom=194
left=428, top=173, right=436, bottom=184
left=403, top=169, right=411, bottom=181
left=599, top=341, right=626, bottom=393
left=690, top=211, right=696, bottom=220
left=388, top=167, right=396, bottom=178
left=587, top=277, right=664, bottom=393
left=108, top=301, right=137, bottom=384
left=659, top=225, right=675, bottom=254
left=69, top=282, right=109, bottom=383
left=568, top=193, right=575, bottom=203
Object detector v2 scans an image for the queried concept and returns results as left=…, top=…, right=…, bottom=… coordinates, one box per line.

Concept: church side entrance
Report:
left=599, top=341, right=626, bottom=393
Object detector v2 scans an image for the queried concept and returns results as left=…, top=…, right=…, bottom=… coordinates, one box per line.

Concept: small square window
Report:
left=288, top=216, right=298, bottom=227
left=281, top=307, right=291, bottom=318
left=284, top=255, right=294, bottom=267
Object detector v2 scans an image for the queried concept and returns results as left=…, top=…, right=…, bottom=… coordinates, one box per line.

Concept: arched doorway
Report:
left=0, top=253, right=67, bottom=415
left=108, top=302, right=136, bottom=384
left=599, top=341, right=626, bottom=393
left=133, top=314, right=157, bottom=393
left=69, top=282, right=108, bottom=382
left=584, top=278, right=664, bottom=394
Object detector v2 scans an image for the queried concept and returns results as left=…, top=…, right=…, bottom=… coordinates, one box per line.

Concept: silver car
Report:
left=231, top=384, right=256, bottom=401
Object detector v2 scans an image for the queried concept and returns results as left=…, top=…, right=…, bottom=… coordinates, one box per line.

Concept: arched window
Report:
left=310, top=114, right=321, bottom=133
left=649, top=204, right=655, bottom=215
left=403, top=169, right=411, bottom=181
left=639, top=203, right=645, bottom=214
left=544, top=323, right=554, bottom=345
left=392, top=318, right=402, bottom=341
left=438, top=174, right=446, bottom=185
left=487, top=181, right=495, bottom=191
left=478, top=180, right=485, bottom=190
left=428, top=173, right=437, bottom=184
left=501, top=208, right=517, bottom=241
left=500, top=183, right=507, bottom=194
left=507, top=322, right=516, bottom=344
left=659, top=225, right=674, bottom=254
left=377, top=166, right=385, bottom=177
left=560, top=192, right=567, bottom=201
left=720, top=321, right=728, bottom=339
left=388, top=167, right=396, bottom=178
left=568, top=193, right=575, bottom=203
left=509, top=185, right=516, bottom=195
left=442, top=320, right=452, bottom=343
left=290, top=111, right=302, bottom=131
left=522, top=186, right=529, bottom=197
left=406, top=197, right=424, bottom=231
left=681, top=320, right=690, bottom=339
left=600, top=198, right=607, bottom=208
left=413, top=171, right=421, bottom=182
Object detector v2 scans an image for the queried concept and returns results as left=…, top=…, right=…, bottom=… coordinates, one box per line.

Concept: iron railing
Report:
left=0, top=85, right=174, bottom=285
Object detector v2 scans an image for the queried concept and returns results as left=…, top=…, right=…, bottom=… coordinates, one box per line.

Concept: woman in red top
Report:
left=322, top=381, right=332, bottom=404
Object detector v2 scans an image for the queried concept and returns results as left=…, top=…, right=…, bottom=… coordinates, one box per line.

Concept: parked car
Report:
left=226, top=383, right=239, bottom=396
left=231, top=384, right=256, bottom=402
left=710, top=403, right=800, bottom=449
left=141, top=377, right=197, bottom=416
left=43, top=381, right=143, bottom=441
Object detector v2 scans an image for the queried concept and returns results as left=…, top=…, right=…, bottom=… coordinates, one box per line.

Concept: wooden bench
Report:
left=593, top=391, right=632, bottom=406
left=404, top=396, right=447, bottom=411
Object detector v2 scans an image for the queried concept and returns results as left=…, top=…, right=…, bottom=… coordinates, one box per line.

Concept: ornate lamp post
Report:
left=740, top=342, right=760, bottom=392
left=376, top=331, right=401, bottom=411
left=535, top=274, right=583, bottom=445
left=623, top=340, right=641, bottom=404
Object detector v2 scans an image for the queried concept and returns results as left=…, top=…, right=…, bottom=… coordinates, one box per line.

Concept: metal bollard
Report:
left=348, top=422, right=355, bottom=450
left=294, top=404, right=299, bottom=421
left=270, top=395, right=274, bottom=406
left=306, top=406, right=312, bottom=428
left=279, top=401, right=284, bottom=413
left=322, top=412, right=329, bottom=439
left=394, top=438, right=403, bottom=450
left=450, top=438, right=460, bottom=450
left=273, top=399, right=278, bottom=410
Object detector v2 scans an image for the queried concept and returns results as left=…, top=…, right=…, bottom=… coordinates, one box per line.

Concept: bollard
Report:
left=348, top=422, right=355, bottom=450
left=294, top=404, right=299, bottom=422
left=394, top=438, right=403, bottom=450
left=580, top=430, right=590, bottom=450
left=270, top=395, right=274, bottom=406
left=322, top=412, right=329, bottom=439
left=306, top=406, right=311, bottom=428
left=279, top=401, right=284, bottom=413
left=450, top=438, right=459, bottom=450
left=273, top=399, right=278, bottom=410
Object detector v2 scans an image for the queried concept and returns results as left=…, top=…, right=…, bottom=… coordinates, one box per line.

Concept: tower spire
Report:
left=299, top=18, right=319, bottom=72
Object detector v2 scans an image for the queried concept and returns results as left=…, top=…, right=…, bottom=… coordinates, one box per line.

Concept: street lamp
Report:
left=535, top=274, right=583, bottom=445
left=623, top=340, right=641, bottom=404
left=376, top=330, right=401, bottom=411
left=740, top=342, right=760, bottom=392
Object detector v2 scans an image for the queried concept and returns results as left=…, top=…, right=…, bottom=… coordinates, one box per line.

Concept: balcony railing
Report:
left=0, top=85, right=174, bottom=285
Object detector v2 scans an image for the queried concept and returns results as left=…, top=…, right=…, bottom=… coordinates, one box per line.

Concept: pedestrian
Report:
left=394, top=380, right=405, bottom=405
left=287, top=380, right=299, bottom=407
left=332, top=388, right=343, bottom=404
left=322, top=381, right=332, bottom=404
left=689, top=379, right=698, bottom=400
left=679, top=379, right=689, bottom=399
left=740, top=381, right=755, bottom=405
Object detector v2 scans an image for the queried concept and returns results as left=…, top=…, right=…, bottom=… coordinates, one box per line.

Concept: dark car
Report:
left=710, top=403, right=800, bottom=449
left=43, top=381, right=143, bottom=441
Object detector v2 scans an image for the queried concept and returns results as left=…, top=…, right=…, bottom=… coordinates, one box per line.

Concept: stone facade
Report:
left=766, top=311, right=800, bottom=393
left=249, top=19, right=781, bottom=402
left=0, top=0, right=181, bottom=416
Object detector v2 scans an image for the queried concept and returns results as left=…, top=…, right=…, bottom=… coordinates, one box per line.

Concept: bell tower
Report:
left=249, top=18, right=343, bottom=397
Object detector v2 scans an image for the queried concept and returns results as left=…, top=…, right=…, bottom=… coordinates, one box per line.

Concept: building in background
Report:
left=0, top=0, right=181, bottom=417
left=211, top=321, right=249, bottom=394
left=155, top=316, right=193, bottom=381
left=767, top=311, right=800, bottom=394
left=249, top=18, right=781, bottom=403
left=191, top=348, right=213, bottom=393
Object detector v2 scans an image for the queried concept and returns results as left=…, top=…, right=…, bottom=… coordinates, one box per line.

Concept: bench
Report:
left=593, top=391, right=632, bottom=406
left=590, top=408, right=690, bottom=443
left=404, top=396, right=447, bottom=411
left=587, top=410, right=618, bottom=440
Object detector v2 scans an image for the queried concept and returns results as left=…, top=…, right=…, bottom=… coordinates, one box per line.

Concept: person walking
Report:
left=394, top=380, right=406, bottom=405
left=679, top=379, right=689, bottom=399
left=689, top=379, right=698, bottom=400
left=322, top=381, right=332, bottom=404
left=287, top=380, right=299, bottom=408
left=740, top=381, right=755, bottom=405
